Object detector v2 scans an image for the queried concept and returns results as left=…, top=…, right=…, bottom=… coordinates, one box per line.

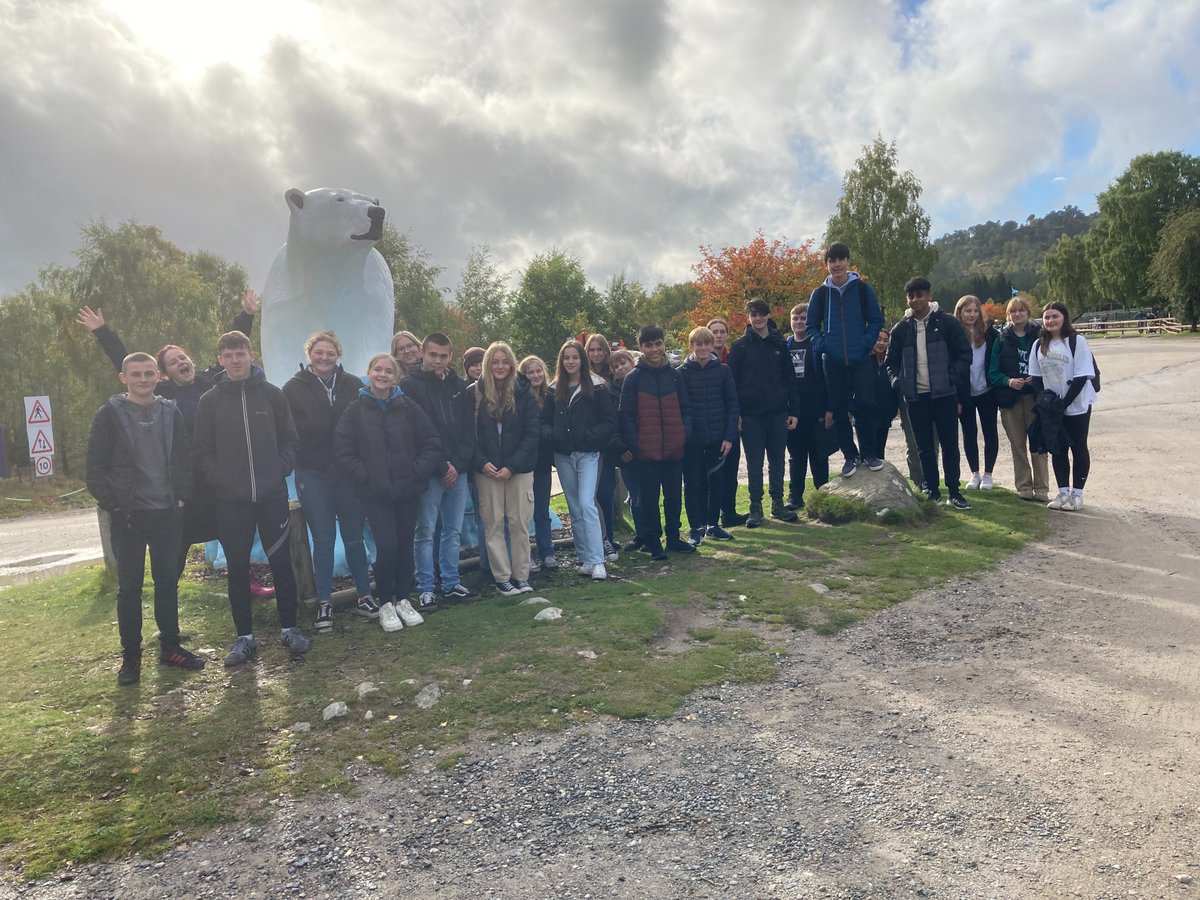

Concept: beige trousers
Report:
left=1000, top=394, right=1049, bottom=499
left=475, top=471, right=534, bottom=583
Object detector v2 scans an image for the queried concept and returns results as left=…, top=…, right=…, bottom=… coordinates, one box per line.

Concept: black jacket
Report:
left=544, top=378, right=618, bottom=455
left=678, top=355, right=738, bottom=446
left=282, top=365, right=365, bottom=474
left=727, top=321, right=798, bottom=417
left=470, top=377, right=541, bottom=474
left=191, top=366, right=299, bottom=503
left=886, top=307, right=972, bottom=403
left=399, top=365, right=478, bottom=477
left=334, top=388, right=444, bottom=503
left=86, top=396, right=192, bottom=515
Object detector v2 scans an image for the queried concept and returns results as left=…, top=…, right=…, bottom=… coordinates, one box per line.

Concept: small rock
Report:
left=810, top=583, right=830, bottom=595
left=291, top=721, right=312, bottom=733
left=364, top=710, right=374, bottom=720
left=519, top=596, right=551, bottom=605
left=356, top=682, right=378, bottom=700
left=1178, top=874, right=1193, bottom=885
left=534, top=607, right=563, bottom=621
left=322, top=702, right=349, bottom=721
left=577, top=650, right=597, bottom=659
left=415, top=684, right=442, bottom=709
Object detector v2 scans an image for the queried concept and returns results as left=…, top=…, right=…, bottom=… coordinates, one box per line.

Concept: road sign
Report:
left=23, top=395, right=54, bottom=462
left=33, top=454, right=53, bottom=477
left=29, top=429, right=54, bottom=454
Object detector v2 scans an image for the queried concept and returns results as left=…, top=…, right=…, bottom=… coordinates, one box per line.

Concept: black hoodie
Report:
left=727, top=319, right=798, bottom=417
left=399, top=365, right=478, bottom=477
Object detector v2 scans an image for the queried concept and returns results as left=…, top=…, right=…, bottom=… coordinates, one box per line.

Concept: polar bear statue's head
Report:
left=284, top=187, right=386, bottom=251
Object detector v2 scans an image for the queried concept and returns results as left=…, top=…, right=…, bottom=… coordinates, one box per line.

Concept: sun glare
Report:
left=104, top=0, right=321, bottom=77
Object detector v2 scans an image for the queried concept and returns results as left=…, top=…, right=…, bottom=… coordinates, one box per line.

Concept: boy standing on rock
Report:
left=86, top=352, right=203, bottom=685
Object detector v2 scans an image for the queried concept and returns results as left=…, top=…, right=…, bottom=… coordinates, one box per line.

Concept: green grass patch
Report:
left=0, top=475, right=95, bottom=519
left=0, top=483, right=1044, bottom=878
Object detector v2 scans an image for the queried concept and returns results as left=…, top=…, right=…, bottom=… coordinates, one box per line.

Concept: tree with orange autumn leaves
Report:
left=688, top=232, right=827, bottom=340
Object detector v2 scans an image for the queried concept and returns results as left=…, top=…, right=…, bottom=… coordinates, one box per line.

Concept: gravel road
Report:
left=6, top=337, right=1199, bottom=899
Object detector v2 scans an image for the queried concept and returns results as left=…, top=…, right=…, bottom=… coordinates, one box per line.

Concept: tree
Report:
left=1148, top=207, right=1200, bottom=331
left=637, top=281, right=700, bottom=342
left=690, top=233, right=825, bottom=338
left=454, top=244, right=509, bottom=346
left=824, top=137, right=938, bottom=320
left=595, top=272, right=647, bottom=346
left=505, top=249, right=602, bottom=363
left=1087, top=151, right=1200, bottom=305
left=376, top=224, right=446, bottom=338
left=1044, top=233, right=1098, bottom=312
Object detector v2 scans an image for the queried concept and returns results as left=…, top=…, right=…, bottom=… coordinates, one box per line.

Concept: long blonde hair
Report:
left=954, top=295, right=989, bottom=348
left=518, top=355, right=549, bottom=411
left=481, top=342, right=518, bottom=419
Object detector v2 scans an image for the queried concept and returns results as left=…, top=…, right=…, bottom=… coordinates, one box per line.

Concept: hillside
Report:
left=930, top=205, right=1096, bottom=303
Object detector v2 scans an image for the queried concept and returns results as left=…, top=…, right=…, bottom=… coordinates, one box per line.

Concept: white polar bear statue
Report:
left=261, top=187, right=394, bottom=382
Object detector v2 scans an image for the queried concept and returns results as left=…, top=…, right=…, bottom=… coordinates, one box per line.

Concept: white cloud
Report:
left=1, top=0, right=1197, bottom=300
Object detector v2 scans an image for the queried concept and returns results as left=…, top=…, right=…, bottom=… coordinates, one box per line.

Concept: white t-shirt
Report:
left=1028, top=335, right=1097, bottom=416
left=969, top=342, right=989, bottom=396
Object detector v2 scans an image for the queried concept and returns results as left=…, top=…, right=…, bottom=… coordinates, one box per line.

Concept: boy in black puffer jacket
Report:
left=679, top=326, right=739, bottom=544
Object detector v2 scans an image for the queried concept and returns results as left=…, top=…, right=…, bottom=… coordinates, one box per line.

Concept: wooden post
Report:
left=288, top=500, right=317, bottom=605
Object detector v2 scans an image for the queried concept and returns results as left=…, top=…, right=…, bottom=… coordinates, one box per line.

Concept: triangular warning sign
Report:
left=30, top=429, right=53, bottom=454
left=27, top=400, right=51, bottom=424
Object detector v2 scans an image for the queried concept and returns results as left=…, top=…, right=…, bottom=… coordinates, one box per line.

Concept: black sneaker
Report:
left=746, top=503, right=764, bottom=528
left=784, top=496, right=803, bottom=511
left=495, top=581, right=522, bottom=597
left=722, top=511, right=749, bottom=527
left=624, top=539, right=645, bottom=552
left=706, top=525, right=734, bottom=541
left=947, top=495, right=972, bottom=511
left=442, top=584, right=474, bottom=601
left=665, top=536, right=696, bottom=554
left=770, top=500, right=799, bottom=522
left=314, top=601, right=334, bottom=633
left=355, top=596, right=381, bottom=619
left=647, top=540, right=668, bottom=561
left=688, top=528, right=705, bottom=546
left=118, top=654, right=141, bottom=686
left=513, top=580, right=534, bottom=594
left=863, top=455, right=884, bottom=471
left=924, top=489, right=942, bottom=503
left=841, top=457, right=857, bottom=478
left=160, top=646, right=205, bottom=670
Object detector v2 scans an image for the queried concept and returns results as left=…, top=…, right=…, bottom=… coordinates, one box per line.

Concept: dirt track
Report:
left=7, top=336, right=1200, bottom=899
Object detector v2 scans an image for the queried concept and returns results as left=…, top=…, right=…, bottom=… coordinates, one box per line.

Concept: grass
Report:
left=0, top=474, right=95, bottom=519
left=0, top=484, right=1046, bottom=878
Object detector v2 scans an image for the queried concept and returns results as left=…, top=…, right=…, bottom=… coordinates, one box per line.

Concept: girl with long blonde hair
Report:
left=953, top=295, right=1000, bottom=490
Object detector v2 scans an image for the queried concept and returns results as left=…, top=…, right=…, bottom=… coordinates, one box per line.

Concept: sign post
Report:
left=24, top=395, right=54, bottom=478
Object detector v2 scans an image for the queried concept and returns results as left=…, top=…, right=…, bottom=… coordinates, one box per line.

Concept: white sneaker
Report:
left=576, top=563, right=593, bottom=576
left=591, top=563, right=607, bottom=581
left=1067, top=494, right=1083, bottom=511
left=980, top=474, right=994, bottom=490
left=542, top=554, right=559, bottom=569
left=967, top=473, right=982, bottom=490
left=378, top=601, right=404, bottom=632
left=1047, top=492, right=1070, bottom=510
left=529, top=557, right=541, bottom=574
left=397, top=599, right=425, bottom=627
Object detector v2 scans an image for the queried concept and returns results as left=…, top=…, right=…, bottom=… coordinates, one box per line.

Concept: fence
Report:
left=1075, top=317, right=1183, bottom=336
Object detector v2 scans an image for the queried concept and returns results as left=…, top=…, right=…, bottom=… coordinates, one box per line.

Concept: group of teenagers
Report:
left=82, top=240, right=1097, bottom=687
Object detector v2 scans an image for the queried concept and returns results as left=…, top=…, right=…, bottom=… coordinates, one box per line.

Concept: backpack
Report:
left=1067, top=334, right=1101, bottom=393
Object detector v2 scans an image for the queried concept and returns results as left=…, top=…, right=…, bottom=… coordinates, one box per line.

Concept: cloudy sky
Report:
left=2, top=0, right=1198, bottom=299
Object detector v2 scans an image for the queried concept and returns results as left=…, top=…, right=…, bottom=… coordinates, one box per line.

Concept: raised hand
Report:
left=75, top=306, right=105, bottom=331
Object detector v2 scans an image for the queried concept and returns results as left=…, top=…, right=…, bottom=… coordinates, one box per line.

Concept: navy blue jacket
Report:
left=885, top=307, right=973, bottom=403
left=679, top=355, right=738, bottom=446
left=806, top=274, right=884, bottom=365
left=334, top=387, right=443, bottom=502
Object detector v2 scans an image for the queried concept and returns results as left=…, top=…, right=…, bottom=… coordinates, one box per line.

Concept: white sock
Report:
left=1071, top=488, right=1083, bottom=497
left=1058, top=487, right=1070, bottom=495
left=239, top=633, right=254, bottom=641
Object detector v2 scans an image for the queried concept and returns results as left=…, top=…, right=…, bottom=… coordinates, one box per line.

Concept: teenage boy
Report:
left=619, top=325, right=694, bottom=560
left=806, top=242, right=885, bottom=478
left=785, top=303, right=833, bottom=510
left=679, top=326, right=739, bottom=543
left=192, top=331, right=311, bottom=666
left=86, top=352, right=203, bottom=685
left=886, top=277, right=973, bottom=510
left=400, top=332, right=477, bottom=607
left=728, top=298, right=799, bottom=526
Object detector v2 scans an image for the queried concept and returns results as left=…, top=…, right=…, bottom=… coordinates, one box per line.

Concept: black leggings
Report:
left=1052, top=409, right=1091, bottom=490
left=959, top=392, right=999, bottom=474
left=363, top=498, right=418, bottom=604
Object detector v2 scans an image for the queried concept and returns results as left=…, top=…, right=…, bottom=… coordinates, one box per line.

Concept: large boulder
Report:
left=819, top=460, right=919, bottom=513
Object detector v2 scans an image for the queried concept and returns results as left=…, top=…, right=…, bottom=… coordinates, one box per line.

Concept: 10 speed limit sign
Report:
left=33, top=455, right=53, bottom=477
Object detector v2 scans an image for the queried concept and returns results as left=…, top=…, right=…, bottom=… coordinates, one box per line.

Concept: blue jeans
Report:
left=414, top=475, right=469, bottom=592
left=822, top=356, right=875, bottom=461
left=556, top=451, right=603, bottom=566
left=295, top=467, right=372, bottom=600
left=532, top=468, right=554, bottom=559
